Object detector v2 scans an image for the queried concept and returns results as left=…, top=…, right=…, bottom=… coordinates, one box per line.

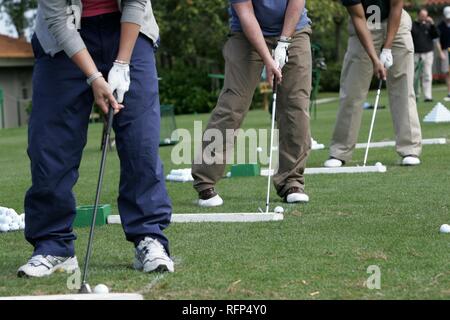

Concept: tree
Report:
left=0, top=0, right=37, bottom=39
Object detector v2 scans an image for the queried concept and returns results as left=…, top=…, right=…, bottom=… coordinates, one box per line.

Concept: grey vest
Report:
left=35, top=0, right=159, bottom=56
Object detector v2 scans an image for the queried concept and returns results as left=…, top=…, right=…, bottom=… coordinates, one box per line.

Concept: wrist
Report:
left=87, top=71, right=103, bottom=86
left=279, top=35, right=292, bottom=43
left=114, top=59, right=130, bottom=65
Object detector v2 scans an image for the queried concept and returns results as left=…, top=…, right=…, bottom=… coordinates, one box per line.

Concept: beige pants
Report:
left=192, top=27, right=312, bottom=197
left=330, top=10, right=422, bottom=162
left=415, top=51, right=434, bottom=100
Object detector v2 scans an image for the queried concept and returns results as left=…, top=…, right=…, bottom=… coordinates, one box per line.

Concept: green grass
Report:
left=1, top=87, right=450, bottom=299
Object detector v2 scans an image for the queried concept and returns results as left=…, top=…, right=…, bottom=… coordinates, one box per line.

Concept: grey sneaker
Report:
left=17, top=255, right=79, bottom=278
left=134, top=237, right=174, bottom=273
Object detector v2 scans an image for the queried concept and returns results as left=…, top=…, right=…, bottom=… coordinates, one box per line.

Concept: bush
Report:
left=319, top=61, right=343, bottom=92
left=158, top=63, right=218, bottom=114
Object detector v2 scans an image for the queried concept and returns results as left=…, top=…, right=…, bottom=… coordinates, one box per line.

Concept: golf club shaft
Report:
left=363, top=79, right=383, bottom=167
left=266, top=78, right=278, bottom=214
left=81, top=106, right=114, bottom=287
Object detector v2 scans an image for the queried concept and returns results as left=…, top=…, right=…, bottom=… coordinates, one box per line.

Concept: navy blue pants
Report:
left=25, top=13, right=172, bottom=257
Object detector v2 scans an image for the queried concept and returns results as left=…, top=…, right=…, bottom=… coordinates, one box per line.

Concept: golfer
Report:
left=411, top=8, right=440, bottom=103
left=18, top=0, right=174, bottom=277
left=192, top=0, right=313, bottom=207
left=324, top=0, right=422, bottom=168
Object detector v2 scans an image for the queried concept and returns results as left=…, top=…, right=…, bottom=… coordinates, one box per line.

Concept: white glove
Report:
left=380, top=48, right=393, bottom=69
left=108, top=62, right=130, bottom=103
left=274, top=41, right=290, bottom=70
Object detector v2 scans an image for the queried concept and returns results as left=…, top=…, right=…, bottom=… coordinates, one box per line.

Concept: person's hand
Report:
left=440, top=51, right=447, bottom=61
left=373, top=58, right=387, bottom=81
left=426, top=16, right=434, bottom=24
left=380, top=48, right=393, bottom=69
left=91, top=77, right=123, bottom=115
left=274, top=41, right=290, bottom=70
left=265, top=58, right=283, bottom=87
left=108, top=61, right=130, bottom=103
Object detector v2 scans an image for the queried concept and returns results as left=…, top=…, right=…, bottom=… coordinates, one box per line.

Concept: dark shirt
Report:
left=411, top=21, right=439, bottom=53
left=341, top=0, right=390, bottom=21
left=438, top=21, right=450, bottom=50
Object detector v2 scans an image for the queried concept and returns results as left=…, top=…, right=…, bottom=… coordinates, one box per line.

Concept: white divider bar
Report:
left=108, top=213, right=284, bottom=224
left=356, top=138, right=446, bottom=149
left=0, top=293, right=144, bottom=300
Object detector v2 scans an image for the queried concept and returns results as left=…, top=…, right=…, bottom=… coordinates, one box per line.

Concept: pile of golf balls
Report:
left=0, top=207, right=25, bottom=233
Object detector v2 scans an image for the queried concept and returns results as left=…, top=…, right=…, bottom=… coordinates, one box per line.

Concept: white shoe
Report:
left=134, top=237, right=174, bottom=273
left=324, top=158, right=343, bottom=168
left=198, top=188, right=223, bottom=207
left=17, top=255, right=79, bottom=278
left=284, top=187, right=309, bottom=203
left=402, top=156, right=421, bottom=166
left=286, top=193, right=310, bottom=203
left=198, top=194, right=223, bottom=207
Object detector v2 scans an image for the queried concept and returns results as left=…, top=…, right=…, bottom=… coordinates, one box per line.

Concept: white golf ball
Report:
left=257, top=147, right=263, bottom=153
left=375, top=162, right=382, bottom=167
left=164, top=138, right=171, bottom=144
left=274, top=206, right=284, bottom=214
left=0, top=224, right=10, bottom=232
left=94, top=284, right=109, bottom=294
left=440, top=224, right=450, bottom=234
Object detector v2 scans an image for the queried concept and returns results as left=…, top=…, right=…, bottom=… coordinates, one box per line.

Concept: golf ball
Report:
left=94, top=284, right=109, bottom=294
left=375, top=162, right=382, bottom=167
left=274, top=206, right=284, bottom=214
left=257, top=147, right=263, bottom=153
left=440, top=224, right=450, bottom=234
left=0, top=224, right=10, bottom=232
left=164, top=138, right=171, bottom=144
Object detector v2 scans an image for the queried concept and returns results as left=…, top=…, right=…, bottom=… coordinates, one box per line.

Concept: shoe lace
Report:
left=28, top=255, right=64, bottom=267
left=139, top=238, right=167, bottom=259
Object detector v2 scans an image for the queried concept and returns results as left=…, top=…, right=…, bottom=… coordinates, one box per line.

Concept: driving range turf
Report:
left=0, top=86, right=449, bottom=299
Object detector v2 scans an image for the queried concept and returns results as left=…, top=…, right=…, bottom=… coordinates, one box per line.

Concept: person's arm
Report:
left=383, top=0, right=403, bottom=49
left=436, top=41, right=447, bottom=60
left=39, top=0, right=121, bottom=114
left=106, top=0, right=147, bottom=102
left=346, top=4, right=387, bottom=80
left=280, top=0, right=305, bottom=38
left=273, top=0, right=305, bottom=71
left=232, top=1, right=282, bottom=85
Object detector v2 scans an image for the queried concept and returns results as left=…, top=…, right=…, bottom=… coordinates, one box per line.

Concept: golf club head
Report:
left=79, top=283, right=92, bottom=294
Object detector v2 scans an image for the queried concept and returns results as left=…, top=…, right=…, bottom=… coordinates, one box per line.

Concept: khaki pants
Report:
left=330, top=10, right=422, bottom=162
left=192, top=27, right=312, bottom=197
left=415, top=51, right=434, bottom=100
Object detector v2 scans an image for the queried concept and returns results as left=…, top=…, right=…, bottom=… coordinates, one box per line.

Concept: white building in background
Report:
left=0, top=34, right=33, bottom=129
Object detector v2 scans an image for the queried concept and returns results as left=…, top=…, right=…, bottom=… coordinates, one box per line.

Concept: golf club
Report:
left=265, top=77, right=278, bottom=214
left=363, top=79, right=383, bottom=167
left=79, top=105, right=114, bottom=294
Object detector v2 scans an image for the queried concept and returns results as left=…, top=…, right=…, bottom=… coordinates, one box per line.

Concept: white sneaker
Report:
left=198, top=188, right=223, bottom=207
left=17, top=255, right=79, bottom=278
left=324, top=158, right=343, bottom=168
left=134, top=237, right=174, bottom=273
left=402, top=156, right=421, bottom=166
left=284, top=187, right=309, bottom=203
left=286, top=193, right=310, bottom=203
